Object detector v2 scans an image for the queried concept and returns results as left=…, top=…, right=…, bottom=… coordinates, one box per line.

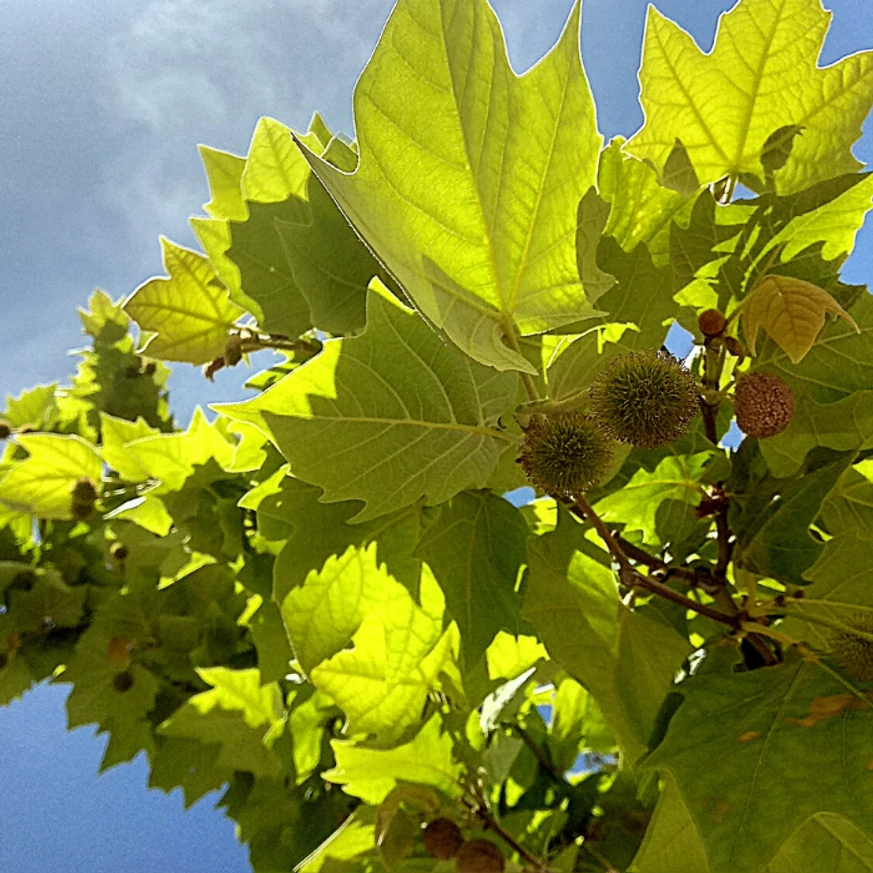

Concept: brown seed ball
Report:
left=698, top=309, right=726, bottom=338
left=455, top=839, right=505, bottom=873
left=830, top=614, right=873, bottom=681
left=110, top=542, right=129, bottom=562
left=112, top=670, right=135, bottom=693
left=520, top=412, right=614, bottom=496
left=422, top=818, right=464, bottom=860
left=71, top=477, right=99, bottom=504
left=733, top=372, right=794, bottom=438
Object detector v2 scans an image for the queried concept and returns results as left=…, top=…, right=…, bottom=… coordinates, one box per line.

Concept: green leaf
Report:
left=325, top=714, right=462, bottom=804
left=523, top=510, right=691, bottom=762
left=282, top=543, right=438, bottom=676
left=546, top=237, right=678, bottom=411
left=628, top=0, right=873, bottom=193
left=821, top=459, right=873, bottom=541
left=759, top=391, right=873, bottom=479
left=149, top=738, right=229, bottom=807
left=597, top=139, right=691, bottom=263
left=227, top=200, right=313, bottom=339
left=0, top=434, right=102, bottom=519
left=782, top=531, right=873, bottom=649
left=264, top=478, right=427, bottom=603
left=198, top=144, right=247, bottom=221
left=415, top=491, right=530, bottom=671
left=729, top=444, right=854, bottom=583
left=312, top=606, right=458, bottom=742
left=124, top=238, right=244, bottom=364
left=282, top=543, right=456, bottom=739
left=629, top=776, right=710, bottom=873
left=158, top=667, right=285, bottom=779
left=249, top=600, right=294, bottom=684
left=594, top=452, right=712, bottom=549
left=298, top=0, right=602, bottom=372
left=218, top=283, right=518, bottom=521
left=645, top=650, right=873, bottom=873
left=2, top=384, right=57, bottom=429
left=767, top=814, right=873, bottom=873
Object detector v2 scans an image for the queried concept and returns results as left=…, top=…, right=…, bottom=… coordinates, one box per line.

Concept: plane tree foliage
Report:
left=2, top=1, right=873, bottom=871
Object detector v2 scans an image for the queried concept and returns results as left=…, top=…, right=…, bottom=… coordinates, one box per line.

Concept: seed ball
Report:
left=455, top=839, right=505, bottom=873
left=422, top=818, right=464, bottom=860
left=112, top=670, right=135, bottom=693
left=588, top=350, right=699, bottom=447
left=830, top=614, right=873, bottom=681
left=110, top=542, right=129, bottom=562
left=733, top=372, right=794, bottom=439
left=0, top=419, right=11, bottom=440
left=698, top=309, right=727, bottom=338
left=520, top=412, right=614, bottom=496
left=71, top=477, right=99, bottom=504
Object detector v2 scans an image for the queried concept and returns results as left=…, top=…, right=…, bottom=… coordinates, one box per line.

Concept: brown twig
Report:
left=567, top=493, right=635, bottom=573
left=630, top=572, right=740, bottom=628
left=512, top=724, right=565, bottom=785
left=566, top=495, right=740, bottom=628
left=465, top=781, right=551, bottom=873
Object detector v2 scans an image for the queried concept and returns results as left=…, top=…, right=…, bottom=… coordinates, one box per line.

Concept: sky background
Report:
left=1, top=1, right=871, bottom=871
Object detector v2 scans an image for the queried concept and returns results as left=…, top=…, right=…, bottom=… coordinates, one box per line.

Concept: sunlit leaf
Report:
left=628, top=0, right=873, bottom=193
left=124, top=238, right=245, bottom=364
left=298, top=0, right=602, bottom=372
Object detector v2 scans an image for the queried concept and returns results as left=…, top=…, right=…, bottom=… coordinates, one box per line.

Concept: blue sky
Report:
left=0, top=1, right=871, bottom=871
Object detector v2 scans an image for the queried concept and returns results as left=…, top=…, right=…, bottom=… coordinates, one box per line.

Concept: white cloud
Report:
left=99, top=0, right=393, bottom=262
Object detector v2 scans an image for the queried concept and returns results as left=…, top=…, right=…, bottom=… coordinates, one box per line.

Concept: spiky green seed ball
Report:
left=830, top=614, right=873, bottom=681
left=733, top=372, right=794, bottom=439
left=520, top=412, right=614, bottom=496
left=588, top=350, right=699, bottom=447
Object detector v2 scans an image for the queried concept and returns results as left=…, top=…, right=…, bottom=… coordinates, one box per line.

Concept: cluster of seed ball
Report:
left=422, top=819, right=504, bottom=873
left=520, top=349, right=700, bottom=496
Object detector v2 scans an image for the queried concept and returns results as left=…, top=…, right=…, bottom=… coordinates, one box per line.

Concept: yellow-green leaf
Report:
left=628, top=0, right=873, bottom=194
left=124, top=238, right=245, bottom=364
left=0, top=434, right=102, bottom=520
left=297, top=0, right=602, bottom=372
left=743, top=274, right=860, bottom=364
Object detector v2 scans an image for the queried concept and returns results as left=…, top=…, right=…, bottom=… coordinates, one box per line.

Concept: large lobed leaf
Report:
left=628, top=0, right=873, bottom=194
left=298, top=0, right=602, bottom=372
left=217, top=283, right=519, bottom=521
left=645, top=650, right=873, bottom=873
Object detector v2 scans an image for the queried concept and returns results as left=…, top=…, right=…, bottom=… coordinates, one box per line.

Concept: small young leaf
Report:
left=743, top=275, right=859, bottom=364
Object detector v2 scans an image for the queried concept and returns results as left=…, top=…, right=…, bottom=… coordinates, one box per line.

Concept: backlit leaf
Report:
left=124, top=238, right=245, bottom=364
left=298, top=0, right=602, bottom=372
left=628, top=0, right=873, bottom=193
